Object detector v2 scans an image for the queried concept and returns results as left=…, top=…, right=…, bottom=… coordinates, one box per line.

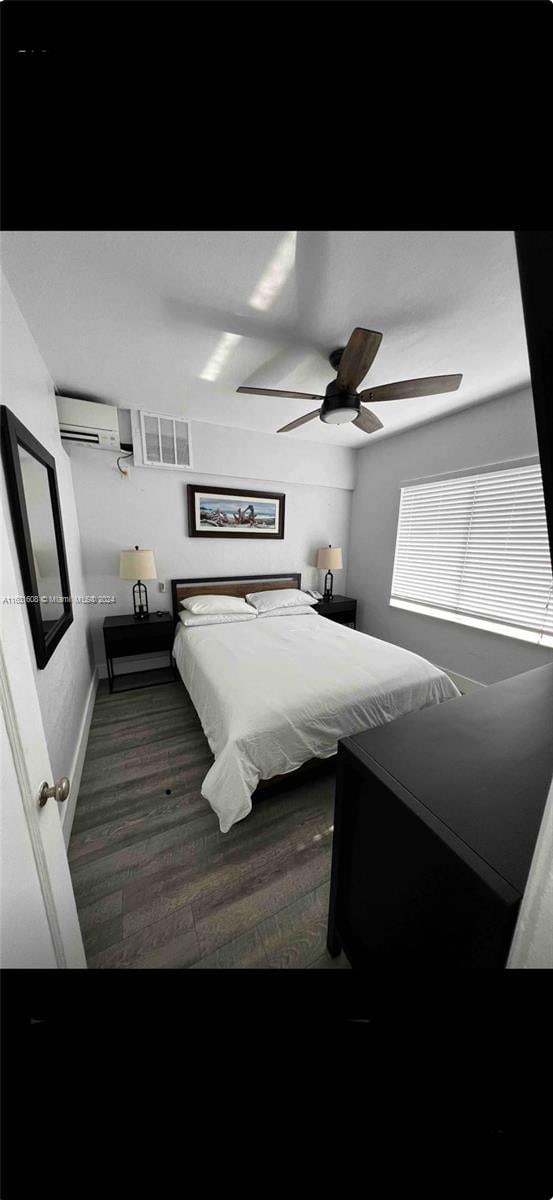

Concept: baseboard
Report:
left=62, top=667, right=99, bottom=847
left=442, top=668, right=485, bottom=695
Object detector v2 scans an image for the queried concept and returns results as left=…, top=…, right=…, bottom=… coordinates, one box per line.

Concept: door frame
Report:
left=0, top=638, right=68, bottom=967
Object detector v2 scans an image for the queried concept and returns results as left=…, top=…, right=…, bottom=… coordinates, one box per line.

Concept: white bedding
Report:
left=173, top=611, right=460, bottom=833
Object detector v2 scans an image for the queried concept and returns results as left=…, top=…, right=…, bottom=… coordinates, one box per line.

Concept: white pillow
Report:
left=180, top=594, right=256, bottom=615
left=246, top=588, right=317, bottom=613
left=257, top=605, right=317, bottom=618
left=178, top=611, right=257, bottom=627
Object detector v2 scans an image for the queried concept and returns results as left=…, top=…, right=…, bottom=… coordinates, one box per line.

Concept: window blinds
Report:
left=390, top=461, right=553, bottom=647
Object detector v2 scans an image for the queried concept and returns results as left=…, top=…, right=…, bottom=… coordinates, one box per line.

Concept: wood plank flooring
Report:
left=68, top=678, right=350, bottom=969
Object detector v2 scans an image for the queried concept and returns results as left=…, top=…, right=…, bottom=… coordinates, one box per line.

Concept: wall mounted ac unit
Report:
left=56, top=395, right=121, bottom=451
left=130, top=409, right=193, bottom=470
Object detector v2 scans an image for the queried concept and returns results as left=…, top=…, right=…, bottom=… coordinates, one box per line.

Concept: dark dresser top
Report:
left=316, top=594, right=354, bottom=604
left=314, top=595, right=356, bottom=609
left=342, top=664, right=553, bottom=895
left=104, top=612, right=172, bottom=628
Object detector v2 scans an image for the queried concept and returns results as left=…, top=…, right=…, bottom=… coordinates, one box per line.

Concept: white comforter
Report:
left=173, top=612, right=460, bottom=833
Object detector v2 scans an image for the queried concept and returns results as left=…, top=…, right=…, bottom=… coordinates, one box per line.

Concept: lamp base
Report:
left=323, top=570, right=334, bottom=602
left=133, top=580, right=149, bottom=619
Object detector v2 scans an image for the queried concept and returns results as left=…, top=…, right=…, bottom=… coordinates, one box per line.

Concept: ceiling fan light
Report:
left=321, top=406, right=359, bottom=424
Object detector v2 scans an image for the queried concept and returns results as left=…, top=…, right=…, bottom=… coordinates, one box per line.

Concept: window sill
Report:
left=389, top=598, right=553, bottom=649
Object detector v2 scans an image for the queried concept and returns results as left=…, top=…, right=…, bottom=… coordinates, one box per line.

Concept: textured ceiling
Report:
left=1, top=230, right=531, bottom=448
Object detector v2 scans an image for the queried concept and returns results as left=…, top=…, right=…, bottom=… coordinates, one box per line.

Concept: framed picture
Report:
left=187, top=485, right=285, bottom=539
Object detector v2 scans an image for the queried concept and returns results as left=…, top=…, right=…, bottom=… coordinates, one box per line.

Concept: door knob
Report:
left=39, top=777, right=70, bottom=807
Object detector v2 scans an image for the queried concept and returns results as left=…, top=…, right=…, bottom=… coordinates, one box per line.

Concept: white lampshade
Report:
left=317, top=545, right=343, bottom=571
left=119, top=548, right=157, bottom=580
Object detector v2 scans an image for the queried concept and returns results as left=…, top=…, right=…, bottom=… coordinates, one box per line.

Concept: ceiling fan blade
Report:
left=360, top=373, right=463, bottom=403
left=336, top=327, right=383, bottom=392
left=277, top=408, right=321, bottom=433
left=165, top=296, right=305, bottom=348
left=237, top=386, right=324, bottom=401
left=238, top=344, right=327, bottom=391
left=295, top=230, right=330, bottom=335
left=353, top=407, right=384, bottom=435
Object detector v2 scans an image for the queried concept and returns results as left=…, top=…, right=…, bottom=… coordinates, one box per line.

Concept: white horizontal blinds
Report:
left=391, top=462, right=553, bottom=645
left=458, top=466, right=553, bottom=638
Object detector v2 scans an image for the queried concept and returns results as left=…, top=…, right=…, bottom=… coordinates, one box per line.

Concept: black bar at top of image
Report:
left=1, top=2, right=553, bottom=230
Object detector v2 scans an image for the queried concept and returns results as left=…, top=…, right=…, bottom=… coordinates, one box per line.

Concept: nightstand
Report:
left=103, top=613, right=176, bottom=693
left=313, top=595, right=357, bottom=628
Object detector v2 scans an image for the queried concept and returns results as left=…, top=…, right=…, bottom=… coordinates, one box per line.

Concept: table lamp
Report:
left=317, top=545, right=343, bottom=601
left=119, top=546, right=157, bottom=619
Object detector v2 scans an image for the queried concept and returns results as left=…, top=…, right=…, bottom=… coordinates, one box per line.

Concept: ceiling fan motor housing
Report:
left=328, top=347, right=344, bottom=372
left=320, top=380, right=361, bottom=424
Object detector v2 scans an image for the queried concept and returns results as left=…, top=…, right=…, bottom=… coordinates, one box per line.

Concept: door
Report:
left=0, top=504, right=86, bottom=969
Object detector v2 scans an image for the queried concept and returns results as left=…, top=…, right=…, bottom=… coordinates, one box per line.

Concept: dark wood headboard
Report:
left=171, top=573, right=302, bottom=620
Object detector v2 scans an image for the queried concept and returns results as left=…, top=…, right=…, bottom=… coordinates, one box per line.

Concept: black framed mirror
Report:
left=1, top=405, right=73, bottom=668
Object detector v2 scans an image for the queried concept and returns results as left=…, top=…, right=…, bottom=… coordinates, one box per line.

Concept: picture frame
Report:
left=187, top=484, right=285, bottom=539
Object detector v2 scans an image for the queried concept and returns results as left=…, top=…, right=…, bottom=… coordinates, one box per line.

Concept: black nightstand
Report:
left=103, top=613, right=176, bottom=693
left=313, top=595, right=357, bottom=628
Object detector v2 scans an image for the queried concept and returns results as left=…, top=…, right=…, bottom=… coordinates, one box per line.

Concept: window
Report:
left=390, top=459, right=553, bottom=647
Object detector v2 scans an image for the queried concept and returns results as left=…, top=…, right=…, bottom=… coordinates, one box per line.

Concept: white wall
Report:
left=67, top=422, right=354, bottom=672
left=1, top=276, right=95, bottom=780
left=347, top=386, right=553, bottom=684
left=189, top=419, right=355, bottom=491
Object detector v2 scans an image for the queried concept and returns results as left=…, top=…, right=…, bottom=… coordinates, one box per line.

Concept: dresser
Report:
left=327, top=664, right=553, bottom=969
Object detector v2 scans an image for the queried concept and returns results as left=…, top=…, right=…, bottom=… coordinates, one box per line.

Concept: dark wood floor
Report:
left=68, top=678, right=350, bottom=969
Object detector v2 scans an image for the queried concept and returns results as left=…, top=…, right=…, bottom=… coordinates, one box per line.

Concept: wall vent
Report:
left=130, top=410, right=193, bottom=471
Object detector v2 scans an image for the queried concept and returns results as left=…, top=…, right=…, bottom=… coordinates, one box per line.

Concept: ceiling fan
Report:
left=237, top=327, right=463, bottom=434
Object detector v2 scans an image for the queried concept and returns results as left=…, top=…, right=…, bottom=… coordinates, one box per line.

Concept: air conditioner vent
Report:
left=131, top=410, right=193, bottom=471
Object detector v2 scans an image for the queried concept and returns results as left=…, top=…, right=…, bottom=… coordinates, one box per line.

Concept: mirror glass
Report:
left=17, top=447, right=65, bottom=628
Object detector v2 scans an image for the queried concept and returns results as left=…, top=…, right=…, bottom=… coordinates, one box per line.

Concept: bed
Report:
left=171, top=574, right=461, bottom=833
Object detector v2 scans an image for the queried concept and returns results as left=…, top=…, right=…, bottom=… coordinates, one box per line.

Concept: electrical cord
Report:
left=117, top=451, right=133, bottom=476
